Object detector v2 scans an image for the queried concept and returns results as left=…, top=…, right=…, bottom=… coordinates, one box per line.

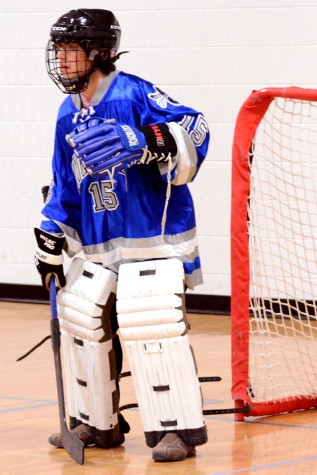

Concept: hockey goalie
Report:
left=34, top=7, right=209, bottom=463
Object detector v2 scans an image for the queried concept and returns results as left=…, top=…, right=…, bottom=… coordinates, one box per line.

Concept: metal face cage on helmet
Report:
left=46, top=9, right=121, bottom=94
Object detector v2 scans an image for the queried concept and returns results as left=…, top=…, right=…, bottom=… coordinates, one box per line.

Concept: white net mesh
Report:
left=248, top=97, right=317, bottom=403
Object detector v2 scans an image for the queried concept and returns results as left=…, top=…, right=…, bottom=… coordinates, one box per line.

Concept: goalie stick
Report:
left=49, top=277, right=84, bottom=465
left=41, top=185, right=83, bottom=462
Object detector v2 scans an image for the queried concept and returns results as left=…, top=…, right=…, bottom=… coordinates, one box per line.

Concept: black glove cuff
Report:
left=35, top=261, right=66, bottom=290
left=34, top=228, right=65, bottom=256
left=137, top=123, right=177, bottom=157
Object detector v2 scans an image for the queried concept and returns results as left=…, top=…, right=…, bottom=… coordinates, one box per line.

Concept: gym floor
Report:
left=1, top=301, right=317, bottom=475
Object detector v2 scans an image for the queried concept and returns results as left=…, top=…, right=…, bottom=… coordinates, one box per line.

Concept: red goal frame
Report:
left=231, top=86, right=317, bottom=420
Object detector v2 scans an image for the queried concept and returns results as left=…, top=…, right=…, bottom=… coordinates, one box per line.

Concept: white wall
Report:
left=0, top=0, right=316, bottom=296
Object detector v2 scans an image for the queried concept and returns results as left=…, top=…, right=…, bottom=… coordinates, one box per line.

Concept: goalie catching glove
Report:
left=34, top=228, right=66, bottom=290
left=66, top=118, right=177, bottom=177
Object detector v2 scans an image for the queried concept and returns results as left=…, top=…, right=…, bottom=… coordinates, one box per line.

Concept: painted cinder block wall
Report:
left=0, top=0, right=316, bottom=300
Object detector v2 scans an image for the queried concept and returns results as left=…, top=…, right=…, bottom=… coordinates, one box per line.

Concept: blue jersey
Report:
left=41, top=71, right=210, bottom=288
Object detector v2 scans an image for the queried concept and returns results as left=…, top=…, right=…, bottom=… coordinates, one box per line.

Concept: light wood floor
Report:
left=2, top=301, right=317, bottom=475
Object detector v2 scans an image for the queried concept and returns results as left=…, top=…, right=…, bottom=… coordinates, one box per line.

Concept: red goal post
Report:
left=231, top=87, right=317, bottom=420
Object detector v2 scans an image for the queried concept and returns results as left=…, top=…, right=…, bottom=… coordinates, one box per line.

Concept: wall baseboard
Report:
left=0, top=283, right=231, bottom=315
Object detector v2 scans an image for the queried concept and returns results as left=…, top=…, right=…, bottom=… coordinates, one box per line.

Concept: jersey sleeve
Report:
left=39, top=120, right=83, bottom=255
left=137, top=82, right=210, bottom=185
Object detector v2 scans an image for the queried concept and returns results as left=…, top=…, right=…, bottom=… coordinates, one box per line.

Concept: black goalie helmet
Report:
left=46, top=9, right=121, bottom=94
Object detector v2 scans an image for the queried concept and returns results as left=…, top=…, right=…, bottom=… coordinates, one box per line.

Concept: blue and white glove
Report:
left=66, top=119, right=177, bottom=177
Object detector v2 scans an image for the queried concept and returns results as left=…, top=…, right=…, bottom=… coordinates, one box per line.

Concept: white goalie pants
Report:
left=56, top=258, right=122, bottom=447
left=117, top=258, right=207, bottom=448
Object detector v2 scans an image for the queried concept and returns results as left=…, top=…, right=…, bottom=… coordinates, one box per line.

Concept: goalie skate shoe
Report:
left=48, top=424, right=125, bottom=448
left=49, top=424, right=94, bottom=448
left=152, top=432, right=196, bottom=462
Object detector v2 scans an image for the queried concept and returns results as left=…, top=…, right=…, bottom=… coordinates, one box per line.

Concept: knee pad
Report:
left=56, top=257, right=121, bottom=447
left=117, top=258, right=207, bottom=448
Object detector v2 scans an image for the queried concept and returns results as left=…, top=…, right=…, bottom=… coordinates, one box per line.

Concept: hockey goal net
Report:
left=231, top=87, right=317, bottom=420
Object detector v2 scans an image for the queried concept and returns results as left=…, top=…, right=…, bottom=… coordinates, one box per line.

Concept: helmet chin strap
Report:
left=60, top=75, right=90, bottom=94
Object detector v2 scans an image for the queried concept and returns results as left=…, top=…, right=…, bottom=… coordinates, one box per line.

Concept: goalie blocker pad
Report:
left=56, top=257, right=120, bottom=447
left=117, top=258, right=207, bottom=448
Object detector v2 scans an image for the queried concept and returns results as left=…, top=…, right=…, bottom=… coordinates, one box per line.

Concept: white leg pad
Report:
left=117, top=258, right=207, bottom=448
left=56, top=257, right=121, bottom=447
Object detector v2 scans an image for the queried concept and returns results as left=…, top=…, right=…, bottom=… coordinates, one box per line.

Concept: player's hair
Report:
left=46, top=9, right=122, bottom=94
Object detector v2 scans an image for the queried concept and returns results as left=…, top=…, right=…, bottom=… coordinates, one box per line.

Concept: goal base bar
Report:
left=234, top=396, right=317, bottom=421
